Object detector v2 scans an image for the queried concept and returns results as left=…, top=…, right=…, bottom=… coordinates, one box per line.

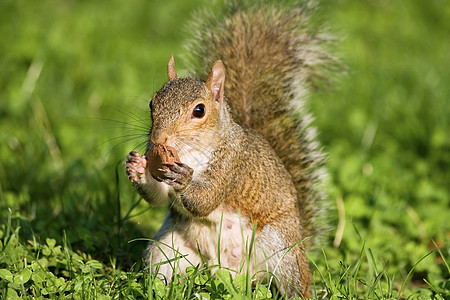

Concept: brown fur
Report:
left=186, top=1, right=335, bottom=245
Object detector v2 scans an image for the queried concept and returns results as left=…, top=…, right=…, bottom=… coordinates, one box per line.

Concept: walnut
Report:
left=147, top=144, right=180, bottom=180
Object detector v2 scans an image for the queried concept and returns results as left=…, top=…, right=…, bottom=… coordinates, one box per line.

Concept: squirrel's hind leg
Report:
left=145, top=212, right=202, bottom=282
left=256, top=224, right=311, bottom=298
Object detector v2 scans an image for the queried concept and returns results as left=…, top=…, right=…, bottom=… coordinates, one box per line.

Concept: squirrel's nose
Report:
left=151, top=129, right=169, bottom=145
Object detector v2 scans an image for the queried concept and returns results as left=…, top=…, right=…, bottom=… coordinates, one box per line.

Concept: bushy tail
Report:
left=186, top=0, right=336, bottom=245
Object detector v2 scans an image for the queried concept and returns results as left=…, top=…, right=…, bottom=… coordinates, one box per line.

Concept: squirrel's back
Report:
left=186, top=0, right=335, bottom=244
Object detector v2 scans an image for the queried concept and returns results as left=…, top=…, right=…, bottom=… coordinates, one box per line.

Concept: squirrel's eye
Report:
left=192, top=103, right=206, bottom=118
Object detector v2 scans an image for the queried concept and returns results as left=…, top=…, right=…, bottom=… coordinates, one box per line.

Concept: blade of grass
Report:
left=397, top=247, right=439, bottom=300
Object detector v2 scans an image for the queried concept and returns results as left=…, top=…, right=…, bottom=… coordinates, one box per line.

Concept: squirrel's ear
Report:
left=205, top=60, right=225, bottom=103
left=167, top=54, right=177, bottom=81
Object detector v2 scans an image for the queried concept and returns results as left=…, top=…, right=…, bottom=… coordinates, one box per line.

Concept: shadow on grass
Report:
left=1, top=156, right=160, bottom=271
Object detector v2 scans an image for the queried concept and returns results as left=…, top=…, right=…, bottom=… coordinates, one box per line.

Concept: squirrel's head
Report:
left=149, top=55, right=226, bottom=158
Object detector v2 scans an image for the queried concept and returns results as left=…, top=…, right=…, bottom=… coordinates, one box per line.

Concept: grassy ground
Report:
left=1, top=0, right=449, bottom=298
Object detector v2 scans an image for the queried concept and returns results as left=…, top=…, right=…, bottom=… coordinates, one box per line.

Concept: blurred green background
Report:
left=1, top=0, right=449, bottom=296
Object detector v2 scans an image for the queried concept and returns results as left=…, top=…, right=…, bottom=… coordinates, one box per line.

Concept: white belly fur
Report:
left=147, top=207, right=268, bottom=279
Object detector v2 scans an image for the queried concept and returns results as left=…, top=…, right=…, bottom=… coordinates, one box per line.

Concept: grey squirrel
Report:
left=124, top=1, right=334, bottom=297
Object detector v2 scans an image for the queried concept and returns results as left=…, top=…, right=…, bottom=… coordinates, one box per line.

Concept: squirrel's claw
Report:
left=159, top=162, right=193, bottom=191
left=124, top=151, right=147, bottom=184
left=162, top=162, right=193, bottom=175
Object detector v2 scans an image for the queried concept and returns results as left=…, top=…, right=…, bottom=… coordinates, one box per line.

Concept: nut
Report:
left=147, top=144, right=180, bottom=180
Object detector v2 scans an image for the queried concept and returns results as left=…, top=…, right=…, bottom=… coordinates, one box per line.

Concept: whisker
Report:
left=125, top=111, right=151, bottom=129
left=97, top=117, right=150, bottom=132
left=174, top=130, right=216, bottom=153
left=97, top=133, right=148, bottom=146
left=176, top=138, right=211, bottom=166
left=131, top=140, right=149, bottom=152
left=106, top=106, right=151, bottom=129
left=102, top=135, right=149, bottom=157
left=177, top=131, right=215, bottom=154
left=95, top=104, right=154, bottom=159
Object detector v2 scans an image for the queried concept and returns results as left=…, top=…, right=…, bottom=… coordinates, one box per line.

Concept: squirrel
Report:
left=124, top=1, right=334, bottom=298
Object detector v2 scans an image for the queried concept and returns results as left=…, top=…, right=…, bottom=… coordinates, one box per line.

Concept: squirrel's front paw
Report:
left=124, top=151, right=148, bottom=184
left=157, top=162, right=193, bottom=191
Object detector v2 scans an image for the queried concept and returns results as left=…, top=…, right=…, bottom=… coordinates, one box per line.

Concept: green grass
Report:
left=1, top=0, right=449, bottom=298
